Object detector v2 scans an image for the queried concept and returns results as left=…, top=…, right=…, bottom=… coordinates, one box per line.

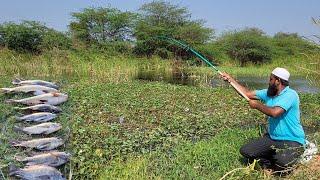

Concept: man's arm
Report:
left=220, top=72, right=257, bottom=100
left=249, top=100, right=285, bottom=118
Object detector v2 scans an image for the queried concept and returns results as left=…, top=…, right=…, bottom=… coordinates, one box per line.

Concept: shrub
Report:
left=41, top=30, right=72, bottom=50
left=0, top=21, right=71, bottom=53
left=218, top=28, right=273, bottom=66
left=272, top=32, right=319, bottom=56
left=1, top=22, right=42, bottom=53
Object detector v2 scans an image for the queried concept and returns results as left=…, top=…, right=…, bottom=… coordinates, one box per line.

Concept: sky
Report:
left=0, top=0, right=319, bottom=38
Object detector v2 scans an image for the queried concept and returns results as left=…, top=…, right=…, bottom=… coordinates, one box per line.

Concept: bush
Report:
left=0, top=25, right=4, bottom=47
left=1, top=22, right=42, bottom=53
left=0, top=21, right=71, bottom=53
left=88, top=41, right=133, bottom=56
left=41, top=30, right=72, bottom=50
left=272, top=32, right=319, bottom=56
left=218, top=28, right=273, bottom=66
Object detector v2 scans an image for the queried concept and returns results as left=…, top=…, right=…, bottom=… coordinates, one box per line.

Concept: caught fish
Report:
left=15, top=151, right=70, bottom=167
left=5, top=92, right=68, bottom=105
left=12, top=78, right=59, bottom=89
left=16, top=112, right=57, bottom=123
left=1, top=85, right=59, bottom=95
left=14, top=122, right=62, bottom=135
left=9, top=164, right=64, bottom=180
left=11, top=137, right=64, bottom=151
left=16, top=104, right=62, bottom=113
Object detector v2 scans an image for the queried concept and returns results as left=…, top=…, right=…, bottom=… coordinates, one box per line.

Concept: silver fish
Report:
left=1, top=85, right=59, bottom=95
left=14, top=122, right=62, bottom=135
left=12, top=78, right=59, bottom=89
left=16, top=112, right=57, bottom=123
left=16, top=104, right=63, bottom=113
left=9, top=164, right=65, bottom=180
left=11, top=137, right=64, bottom=151
left=6, top=92, right=68, bottom=106
left=15, top=151, right=70, bottom=167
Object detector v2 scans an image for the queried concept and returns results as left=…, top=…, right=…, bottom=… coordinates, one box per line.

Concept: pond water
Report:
left=212, top=76, right=319, bottom=94
left=136, top=68, right=319, bottom=94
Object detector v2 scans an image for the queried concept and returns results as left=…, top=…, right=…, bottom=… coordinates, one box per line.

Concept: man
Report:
left=221, top=67, right=305, bottom=172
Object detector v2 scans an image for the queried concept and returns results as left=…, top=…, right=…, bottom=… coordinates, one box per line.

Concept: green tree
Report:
left=218, top=28, right=272, bottom=66
left=272, top=32, right=317, bottom=56
left=0, top=21, right=71, bottom=53
left=69, top=7, right=137, bottom=44
left=0, top=24, right=5, bottom=47
left=134, top=0, right=214, bottom=58
left=0, top=21, right=43, bottom=53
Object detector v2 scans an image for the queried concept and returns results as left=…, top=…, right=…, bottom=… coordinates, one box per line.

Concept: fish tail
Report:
left=13, top=106, right=23, bottom=110
left=9, top=164, right=20, bottom=176
left=1, top=88, right=12, bottom=93
left=14, top=155, right=26, bottom=162
left=10, top=140, right=21, bottom=146
left=5, top=99, right=17, bottom=104
left=13, top=126, right=23, bottom=132
left=15, top=116, right=23, bottom=121
left=12, top=78, right=22, bottom=85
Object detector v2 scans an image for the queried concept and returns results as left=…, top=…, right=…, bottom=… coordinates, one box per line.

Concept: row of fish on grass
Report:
left=2, top=78, right=69, bottom=180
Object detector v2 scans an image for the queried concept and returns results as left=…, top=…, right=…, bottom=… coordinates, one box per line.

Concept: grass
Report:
left=0, top=48, right=319, bottom=179
left=100, top=128, right=263, bottom=179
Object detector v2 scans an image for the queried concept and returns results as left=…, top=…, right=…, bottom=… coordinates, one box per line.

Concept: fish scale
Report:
left=5, top=92, right=68, bottom=106
left=9, top=164, right=65, bottom=180
left=11, top=137, right=64, bottom=151
left=14, top=122, right=62, bottom=135
left=16, top=112, right=57, bottom=123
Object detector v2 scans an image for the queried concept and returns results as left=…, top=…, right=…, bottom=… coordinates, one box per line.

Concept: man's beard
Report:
left=267, top=83, right=277, bottom=97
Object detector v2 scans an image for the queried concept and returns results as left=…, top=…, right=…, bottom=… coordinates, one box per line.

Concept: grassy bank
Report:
left=0, top=49, right=319, bottom=179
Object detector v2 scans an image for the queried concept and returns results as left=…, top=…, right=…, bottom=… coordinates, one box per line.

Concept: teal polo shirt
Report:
left=255, top=86, right=305, bottom=145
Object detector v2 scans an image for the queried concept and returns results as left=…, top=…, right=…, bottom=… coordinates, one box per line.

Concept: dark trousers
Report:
left=240, top=134, right=304, bottom=171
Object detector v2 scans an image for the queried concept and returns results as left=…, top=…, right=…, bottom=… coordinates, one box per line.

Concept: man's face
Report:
left=267, top=75, right=279, bottom=97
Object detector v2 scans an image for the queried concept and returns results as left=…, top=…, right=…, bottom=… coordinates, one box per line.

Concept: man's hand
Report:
left=219, top=72, right=234, bottom=83
left=248, top=100, right=261, bottom=109
left=249, top=100, right=285, bottom=117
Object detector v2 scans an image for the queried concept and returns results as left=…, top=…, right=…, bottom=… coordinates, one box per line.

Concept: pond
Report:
left=212, top=76, right=320, bottom=94
left=136, top=68, right=319, bottom=94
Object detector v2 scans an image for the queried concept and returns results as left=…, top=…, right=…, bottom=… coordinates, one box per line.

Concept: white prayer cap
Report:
left=272, top=67, right=290, bottom=81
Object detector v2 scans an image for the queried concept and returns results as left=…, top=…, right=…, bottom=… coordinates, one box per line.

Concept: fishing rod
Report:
left=157, top=36, right=250, bottom=101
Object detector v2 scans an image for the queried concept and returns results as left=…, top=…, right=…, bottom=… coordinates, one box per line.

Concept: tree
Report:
left=0, top=21, right=43, bottom=53
left=0, top=21, right=71, bottom=53
left=272, top=32, right=318, bottom=56
left=134, top=0, right=214, bottom=58
left=218, top=28, right=272, bottom=66
left=69, top=7, right=137, bottom=44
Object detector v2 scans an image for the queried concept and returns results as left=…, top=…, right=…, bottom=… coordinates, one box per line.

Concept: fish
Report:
left=15, top=151, right=70, bottom=167
left=14, top=122, right=62, bottom=135
left=1, top=85, right=59, bottom=95
left=11, top=137, right=64, bottom=151
left=5, top=92, right=68, bottom=106
left=16, top=112, right=57, bottom=123
left=9, top=164, right=65, bottom=180
left=12, top=78, right=59, bottom=89
left=16, top=104, right=63, bottom=113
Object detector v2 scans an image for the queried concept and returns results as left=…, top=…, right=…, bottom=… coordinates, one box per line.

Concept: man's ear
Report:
left=275, top=78, right=281, bottom=86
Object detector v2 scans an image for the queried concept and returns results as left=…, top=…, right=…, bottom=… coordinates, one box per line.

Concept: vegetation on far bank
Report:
left=0, top=0, right=319, bottom=179
left=0, top=48, right=319, bottom=179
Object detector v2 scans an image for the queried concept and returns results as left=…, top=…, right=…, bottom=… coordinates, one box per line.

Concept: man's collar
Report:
left=278, top=86, right=289, bottom=96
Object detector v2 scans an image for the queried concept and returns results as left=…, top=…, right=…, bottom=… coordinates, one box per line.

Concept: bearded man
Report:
left=221, top=67, right=305, bottom=172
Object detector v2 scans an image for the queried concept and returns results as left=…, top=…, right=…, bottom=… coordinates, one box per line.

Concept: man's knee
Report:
left=240, top=144, right=253, bottom=158
left=274, top=153, right=299, bottom=168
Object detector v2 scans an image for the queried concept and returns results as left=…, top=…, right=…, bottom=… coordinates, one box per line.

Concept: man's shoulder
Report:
left=285, top=87, right=299, bottom=97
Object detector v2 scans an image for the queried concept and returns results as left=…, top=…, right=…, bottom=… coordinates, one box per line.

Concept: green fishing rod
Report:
left=157, top=36, right=250, bottom=101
